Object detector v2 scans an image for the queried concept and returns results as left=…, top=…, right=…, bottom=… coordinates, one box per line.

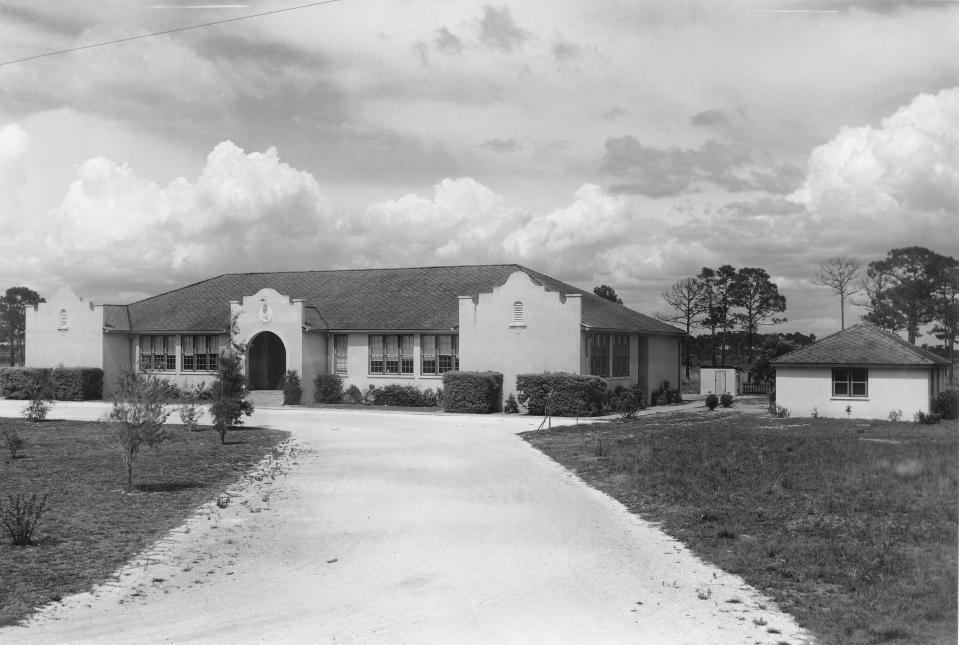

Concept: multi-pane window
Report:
left=182, top=335, right=220, bottom=372
left=832, top=368, right=868, bottom=397
left=369, top=335, right=414, bottom=375
left=333, top=334, right=349, bottom=374
left=589, top=333, right=610, bottom=377
left=421, top=334, right=458, bottom=375
left=612, top=334, right=630, bottom=377
left=140, top=335, right=176, bottom=371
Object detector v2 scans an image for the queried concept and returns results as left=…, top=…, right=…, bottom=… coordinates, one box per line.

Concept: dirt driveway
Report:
left=0, top=403, right=810, bottom=644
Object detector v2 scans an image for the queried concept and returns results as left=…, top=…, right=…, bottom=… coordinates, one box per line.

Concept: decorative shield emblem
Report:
left=259, top=301, right=273, bottom=323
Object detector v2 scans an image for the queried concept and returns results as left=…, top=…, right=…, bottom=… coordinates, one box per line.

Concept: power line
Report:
left=0, top=0, right=344, bottom=67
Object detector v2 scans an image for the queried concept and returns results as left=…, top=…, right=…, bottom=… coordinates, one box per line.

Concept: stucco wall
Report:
left=25, top=287, right=104, bottom=369
left=700, top=367, right=739, bottom=395
left=300, top=332, right=328, bottom=403
left=333, top=332, right=448, bottom=393
left=646, top=334, right=681, bottom=401
left=459, top=270, right=582, bottom=404
left=231, top=288, right=304, bottom=389
left=776, top=366, right=934, bottom=420
left=102, top=334, right=133, bottom=397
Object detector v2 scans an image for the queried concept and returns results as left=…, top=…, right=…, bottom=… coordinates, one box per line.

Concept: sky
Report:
left=0, top=0, right=957, bottom=340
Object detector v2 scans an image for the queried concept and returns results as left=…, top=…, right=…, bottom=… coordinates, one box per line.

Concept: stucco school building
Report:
left=25, top=265, right=684, bottom=406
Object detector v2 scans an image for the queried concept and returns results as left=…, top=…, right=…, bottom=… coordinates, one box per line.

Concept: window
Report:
left=832, top=368, right=868, bottom=397
left=58, top=309, right=68, bottom=329
left=421, top=334, right=458, bottom=375
left=333, top=335, right=348, bottom=374
left=589, top=333, right=610, bottom=377
left=512, top=301, right=524, bottom=324
left=140, top=335, right=176, bottom=371
left=181, top=335, right=220, bottom=372
left=369, top=335, right=414, bottom=375
left=612, top=334, right=630, bottom=377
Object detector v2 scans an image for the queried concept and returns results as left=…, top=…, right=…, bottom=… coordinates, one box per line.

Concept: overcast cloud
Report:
left=0, top=0, right=957, bottom=337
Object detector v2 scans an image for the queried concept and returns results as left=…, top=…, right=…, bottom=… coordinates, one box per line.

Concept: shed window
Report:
left=832, top=368, right=868, bottom=397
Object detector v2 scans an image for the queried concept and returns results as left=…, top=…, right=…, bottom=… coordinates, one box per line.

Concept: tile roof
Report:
left=772, top=323, right=949, bottom=367
left=107, top=264, right=683, bottom=336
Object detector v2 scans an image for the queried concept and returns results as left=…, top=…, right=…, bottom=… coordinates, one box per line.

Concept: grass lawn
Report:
left=0, top=417, right=288, bottom=627
left=523, top=406, right=957, bottom=645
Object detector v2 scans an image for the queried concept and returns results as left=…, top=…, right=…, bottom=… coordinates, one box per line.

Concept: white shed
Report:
left=700, top=367, right=739, bottom=395
left=772, top=324, right=951, bottom=420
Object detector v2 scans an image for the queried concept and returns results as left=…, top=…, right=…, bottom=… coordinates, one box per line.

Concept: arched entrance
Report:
left=248, top=332, right=286, bottom=390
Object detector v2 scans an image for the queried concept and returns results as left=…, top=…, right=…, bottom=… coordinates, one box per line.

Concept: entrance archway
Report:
left=248, top=332, right=286, bottom=390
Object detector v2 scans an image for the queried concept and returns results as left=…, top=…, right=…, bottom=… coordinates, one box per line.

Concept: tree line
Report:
left=0, top=287, right=44, bottom=367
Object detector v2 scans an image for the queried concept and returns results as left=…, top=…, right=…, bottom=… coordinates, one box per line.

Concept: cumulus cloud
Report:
left=690, top=109, right=729, bottom=128
left=41, top=141, right=340, bottom=298
left=552, top=38, right=580, bottom=62
left=792, top=86, right=959, bottom=215
left=477, top=5, right=531, bottom=51
left=434, top=27, right=464, bottom=55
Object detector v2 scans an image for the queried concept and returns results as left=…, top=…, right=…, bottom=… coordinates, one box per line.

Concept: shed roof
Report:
left=771, top=323, right=949, bottom=367
left=105, top=265, right=683, bottom=336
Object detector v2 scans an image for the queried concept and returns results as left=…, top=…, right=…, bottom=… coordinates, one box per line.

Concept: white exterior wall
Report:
left=301, top=332, right=327, bottom=404
left=700, top=367, right=739, bottom=395
left=25, top=286, right=104, bottom=369
left=776, top=366, right=934, bottom=420
left=459, top=270, right=582, bottom=405
left=647, top=334, right=681, bottom=397
left=231, top=288, right=304, bottom=387
left=331, top=332, right=447, bottom=394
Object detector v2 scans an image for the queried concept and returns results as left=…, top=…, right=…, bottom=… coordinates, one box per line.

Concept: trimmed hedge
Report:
left=516, top=372, right=607, bottom=417
left=313, top=374, right=344, bottom=404
left=442, top=371, right=502, bottom=414
left=0, top=367, right=104, bottom=400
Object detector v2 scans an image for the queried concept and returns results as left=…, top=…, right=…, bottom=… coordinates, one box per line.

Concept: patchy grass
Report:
left=523, top=411, right=958, bottom=645
left=0, top=417, right=288, bottom=626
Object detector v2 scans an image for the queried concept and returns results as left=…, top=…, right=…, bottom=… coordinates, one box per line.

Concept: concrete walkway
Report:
left=0, top=401, right=810, bottom=644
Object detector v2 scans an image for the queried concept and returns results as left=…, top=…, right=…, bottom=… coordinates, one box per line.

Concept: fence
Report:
left=740, top=381, right=773, bottom=395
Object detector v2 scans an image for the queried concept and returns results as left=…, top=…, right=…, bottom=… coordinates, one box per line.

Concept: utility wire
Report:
left=0, top=0, right=344, bottom=67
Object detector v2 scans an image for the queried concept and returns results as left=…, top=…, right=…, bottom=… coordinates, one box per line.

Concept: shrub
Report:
left=108, top=371, right=171, bottom=490
left=313, top=374, right=344, bottom=404
left=773, top=404, right=790, bottom=419
left=282, top=370, right=303, bottom=405
left=931, top=389, right=958, bottom=421
left=610, top=384, right=646, bottom=418
left=343, top=383, right=363, bottom=404
left=888, top=409, right=903, bottom=423
left=515, top=373, right=607, bottom=417
left=178, top=403, right=202, bottom=432
left=22, top=395, right=52, bottom=422
left=369, top=384, right=434, bottom=407
left=0, top=493, right=48, bottom=546
left=0, top=367, right=103, bottom=400
left=913, top=410, right=941, bottom=425
left=504, top=392, right=520, bottom=414
left=362, top=385, right=377, bottom=405
left=443, top=371, right=503, bottom=414
left=210, top=347, right=254, bottom=444
left=720, top=392, right=734, bottom=408
left=705, top=393, right=719, bottom=410
left=671, top=390, right=683, bottom=404
left=2, top=427, right=25, bottom=458
left=421, top=388, right=440, bottom=407
left=651, top=379, right=676, bottom=407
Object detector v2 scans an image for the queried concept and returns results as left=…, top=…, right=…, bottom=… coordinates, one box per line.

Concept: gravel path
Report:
left=0, top=402, right=811, bottom=644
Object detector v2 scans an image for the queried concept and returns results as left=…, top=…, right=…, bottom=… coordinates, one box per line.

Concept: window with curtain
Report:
left=181, top=335, right=219, bottom=372
left=333, top=334, right=349, bottom=374
left=368, top=335, right=414, bottom=375
left=421, top=334, right=458, bottom=375
left=140, top=335, right=176, bottom=371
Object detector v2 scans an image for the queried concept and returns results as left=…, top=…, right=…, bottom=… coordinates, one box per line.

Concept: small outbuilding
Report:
left=700, top=367, right=739, bottom=395
left=771, top=323, right=951, bottom=420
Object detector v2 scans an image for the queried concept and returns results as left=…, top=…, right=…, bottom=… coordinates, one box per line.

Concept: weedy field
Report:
left=0, top=418, right=288, bottom=626
left=524, top=405, right=958, bottom=645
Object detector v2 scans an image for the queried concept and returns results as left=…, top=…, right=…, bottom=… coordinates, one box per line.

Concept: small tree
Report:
left=815, top=256, right=861, bottom=330
left=108, top=371, right=171, bottom=492
left=210, top=346, right=253, bottom=444
left=593, top=284, right=623, bottom=304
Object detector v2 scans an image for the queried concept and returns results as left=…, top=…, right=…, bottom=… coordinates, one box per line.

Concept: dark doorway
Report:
left=248, top=332, right=286, bottom=390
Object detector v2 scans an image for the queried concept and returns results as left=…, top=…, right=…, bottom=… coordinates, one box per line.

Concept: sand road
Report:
left=0, top=403, right=811, bottom=644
